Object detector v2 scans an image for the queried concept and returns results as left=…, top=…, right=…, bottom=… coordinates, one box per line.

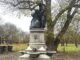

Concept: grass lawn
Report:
left=57, top=44, right=80, bottom=53
left=12, top=43, right=80, bottom=52
left=12, top=44, right=28, bottom=51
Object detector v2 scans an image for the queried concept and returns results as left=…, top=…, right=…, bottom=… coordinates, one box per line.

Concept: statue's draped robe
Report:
left=30, top=3, right=46, bottom=29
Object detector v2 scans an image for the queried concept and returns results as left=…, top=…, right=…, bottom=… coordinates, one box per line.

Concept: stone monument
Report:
left=18, top=0, right=56, bottom=60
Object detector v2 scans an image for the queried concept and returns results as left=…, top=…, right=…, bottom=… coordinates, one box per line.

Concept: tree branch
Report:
left=0, top=0, right=15, bottom=6
left=0, top=0, right=36, bottom=10
left=52, top=6, right=71, bottom=27
left=52, top=0, right=80, bottom=28
left=55, top=0, right=78, bottom=40
left=55, top=7, right=78, bottom=42
left=74, top=4, right=80, bottom=8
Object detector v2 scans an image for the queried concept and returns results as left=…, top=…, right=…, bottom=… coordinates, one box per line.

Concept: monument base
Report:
left=29, top=28, right=46, bottom=49
left=18, top=28, right=55, bottom=60
left=18, top=54, right=30, bottom=60
left=18, top=54, right=51, bottom=60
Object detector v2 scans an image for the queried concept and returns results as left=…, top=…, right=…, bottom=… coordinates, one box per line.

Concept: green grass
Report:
left=12, top=44, right=28, bottom=51
left=57, top=44, right=80, bottom=53
left=12, top=43, right=80, bottom=52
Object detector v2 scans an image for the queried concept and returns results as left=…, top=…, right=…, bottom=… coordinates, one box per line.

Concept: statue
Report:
left=30, top=2, right=46, bottom=29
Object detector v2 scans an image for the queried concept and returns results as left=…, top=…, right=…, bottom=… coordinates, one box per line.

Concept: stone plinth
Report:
left=18, top=54, right=30, bottom=60
left=29, top=28, right=46, bottom=49
left=19, top=54, right=51, bottom=60
left=18, top=28, right=55, bottom=60
left=38, top=54, right=51, bottom=60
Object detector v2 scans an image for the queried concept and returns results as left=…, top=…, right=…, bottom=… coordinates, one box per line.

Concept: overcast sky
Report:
left=0, top=0, right=59, bottom=32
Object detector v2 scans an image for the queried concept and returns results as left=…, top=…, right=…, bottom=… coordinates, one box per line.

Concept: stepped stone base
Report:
left=18, top=28, right=52, bottom=60
left=29, top=28, right=46, bottom=49
left=18, top=54, right=51, bottom=60
left=18, top=54, right=30, bottom=60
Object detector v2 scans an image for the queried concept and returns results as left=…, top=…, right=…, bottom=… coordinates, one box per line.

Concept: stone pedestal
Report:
left=19, top=54, right=51, bottom=60
left=38, top=54, right=51, bottom=60
left=29, top=29, right=46, bottom=49
left=18, top=28, right=55, bottom=60
left=18, top=54, right=30, bottom=60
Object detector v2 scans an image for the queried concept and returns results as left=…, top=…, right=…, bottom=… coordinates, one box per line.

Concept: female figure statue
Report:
left=30, top=2, right=46, bottom=29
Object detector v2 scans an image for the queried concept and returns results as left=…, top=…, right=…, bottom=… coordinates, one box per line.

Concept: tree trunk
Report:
left=45, top=0, right=78, bottom=51
left=53, top=7, right=77, bottom=51
left=45, top=0, right=55, bottom=51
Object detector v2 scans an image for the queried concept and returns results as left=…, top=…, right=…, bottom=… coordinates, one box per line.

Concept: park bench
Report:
left=0, top=44, right=13, bottom=53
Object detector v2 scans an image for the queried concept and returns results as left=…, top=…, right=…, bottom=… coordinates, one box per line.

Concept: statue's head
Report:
left=38, top=0, right=45, bottom=8
left=35, top=9, right=39, bottom=14
left=38, top=2, right=42, bottom=7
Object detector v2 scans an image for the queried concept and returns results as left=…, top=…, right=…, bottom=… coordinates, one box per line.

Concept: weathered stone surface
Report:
left=18, top=29, right=53, bottom=60
left=38, top=54, right=51, bottom=60
left=29, top=29, right=46, bottom=49
left=18, top=54, right=30, bottom=60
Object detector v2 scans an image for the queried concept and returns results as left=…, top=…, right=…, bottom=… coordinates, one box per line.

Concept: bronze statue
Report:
left=30, top=2, right=46, bottom=29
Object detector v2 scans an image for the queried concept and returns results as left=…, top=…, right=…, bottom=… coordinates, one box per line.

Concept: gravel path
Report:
left=52, top=52, right=80, bottom=60
left=0, top=52, right=21, bottom=60
left=0, top=52, right=80, bottom=60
